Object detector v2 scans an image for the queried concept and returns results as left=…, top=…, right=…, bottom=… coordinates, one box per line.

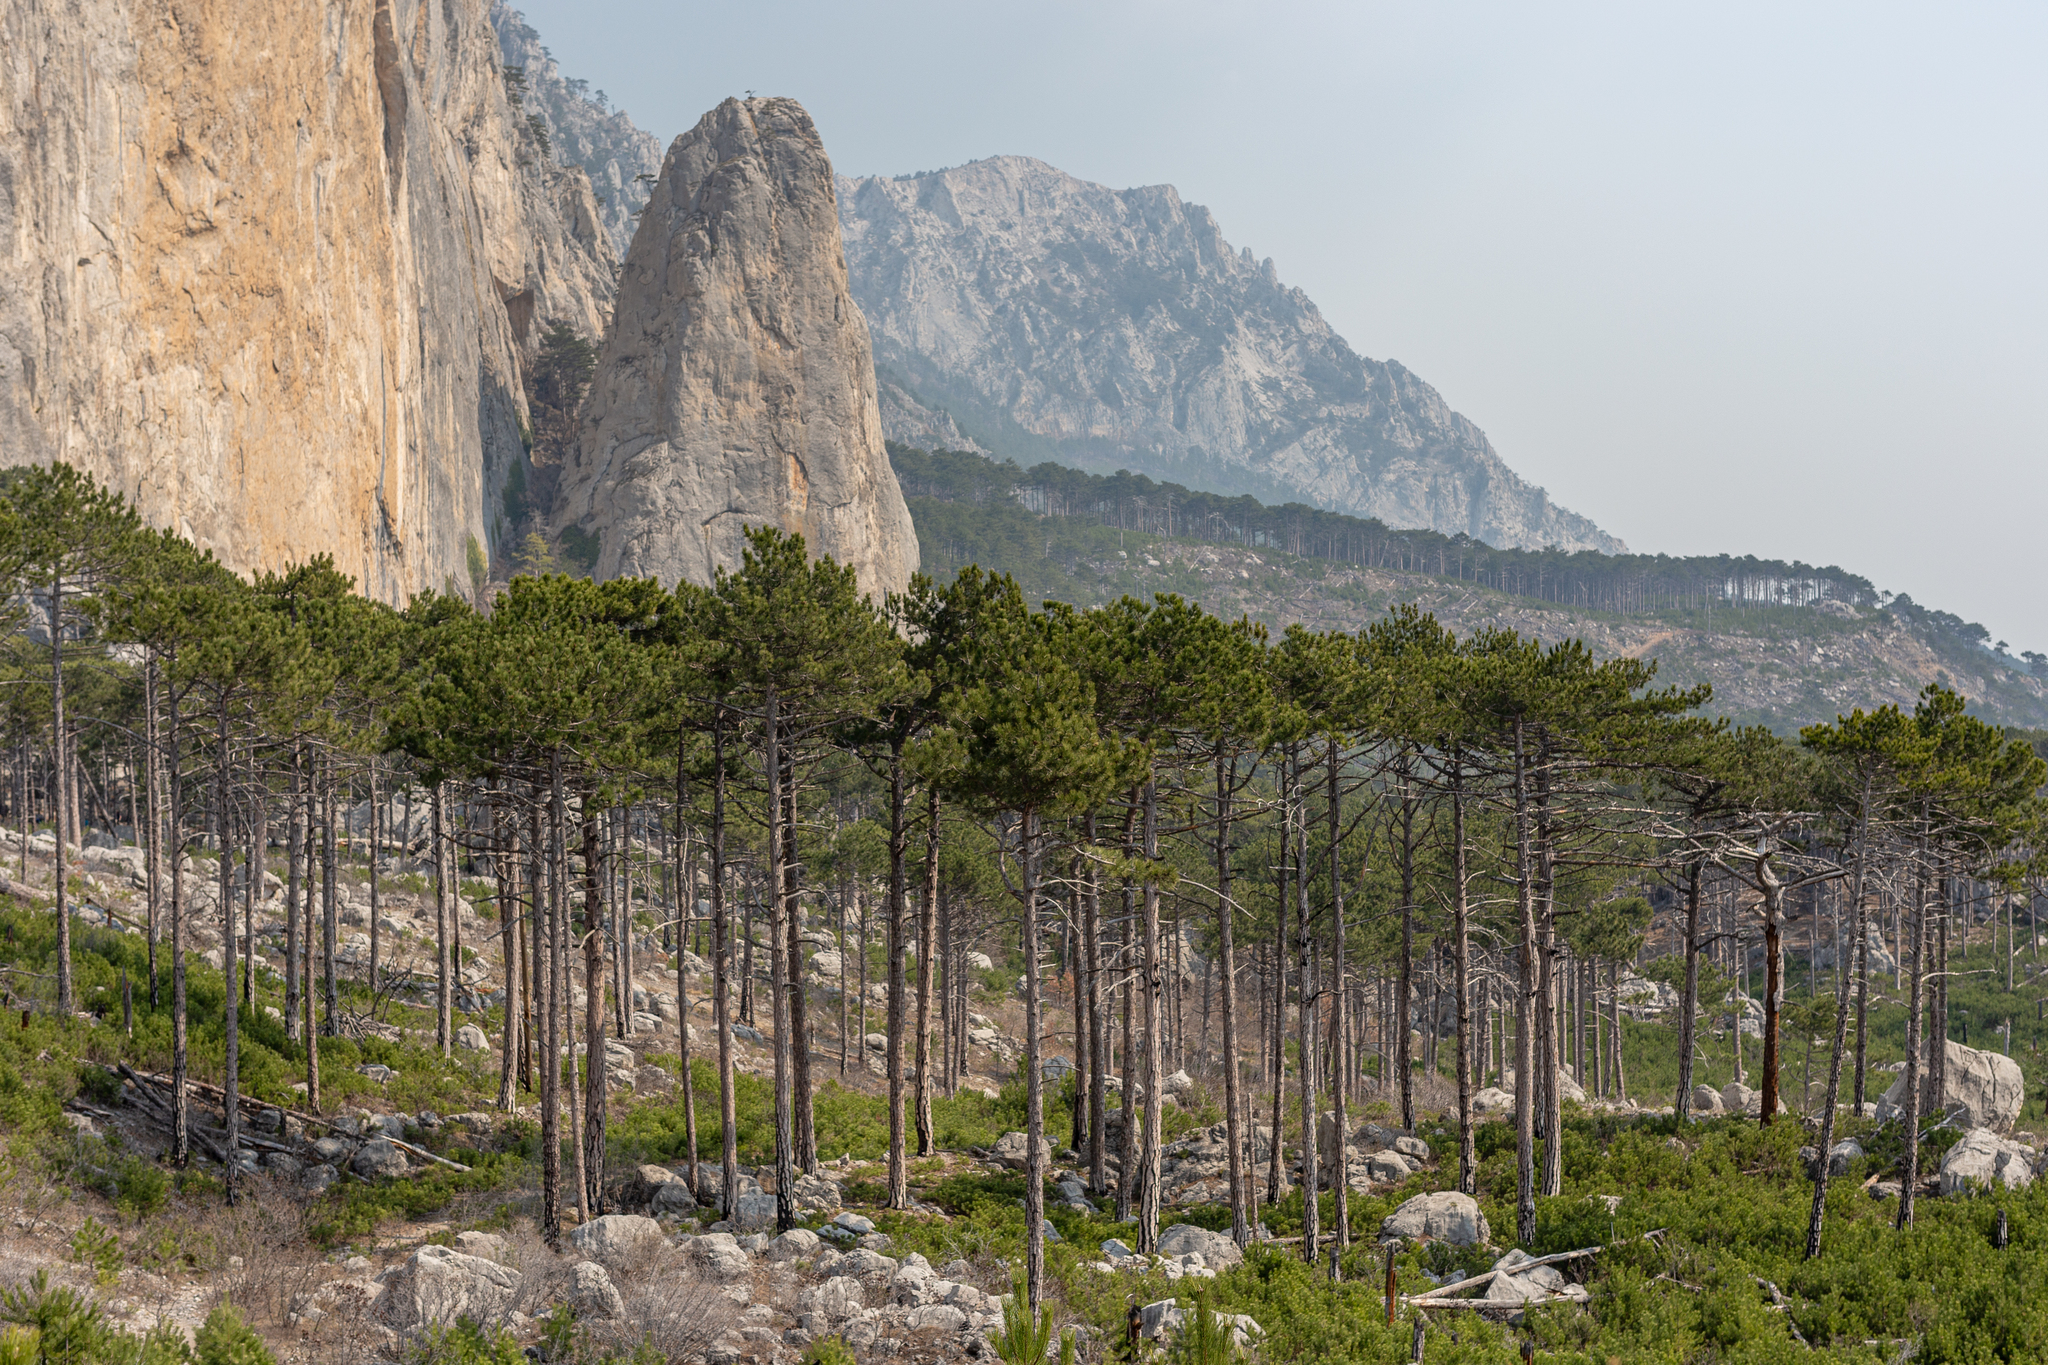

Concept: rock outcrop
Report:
left=1938, top=1128, right=2036, bottom=1196
left=1, top=0, right=616, bottom=601
left=489, top=3, right=661, bottom=258
left=554, top=97, right=917, bottom=599
left=838, top=156, right=1623, bottom=554
left=1380, top=1190, right=1490, bottom=1247
left=1875, top=1040, right=2026, bottom=1133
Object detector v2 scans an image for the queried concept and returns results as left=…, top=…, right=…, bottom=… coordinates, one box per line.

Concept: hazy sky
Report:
left=514, top=0, right=2048, bottom=649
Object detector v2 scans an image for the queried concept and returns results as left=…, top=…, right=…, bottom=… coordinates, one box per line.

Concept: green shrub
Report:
left=403, top=1319, right=525, bottom=1365
left=0, top=1270, right=131, bottom=1364
left=988, top=1277, right=1056, bottom=1365
left=798, top=1337, right=857, bottom=1365
left=193, top=1303, right=274, bottom=1365
left=69, top=1217, right=121, bottom=1289
left=1169, top=1292, right=1236, bottom=1364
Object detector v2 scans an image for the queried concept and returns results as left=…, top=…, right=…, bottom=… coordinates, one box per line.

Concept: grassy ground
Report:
left=12, top=860, right=2048, bottom=1362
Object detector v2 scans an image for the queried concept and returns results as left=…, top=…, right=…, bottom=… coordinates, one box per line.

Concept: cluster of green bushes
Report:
left=0, top=1275, right=272, bottom=1365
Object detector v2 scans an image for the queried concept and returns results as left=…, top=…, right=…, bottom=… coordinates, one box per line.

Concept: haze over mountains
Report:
left=838, top=156, right=1625, bottom=556
left=1, top=0, right=2030, bottom=725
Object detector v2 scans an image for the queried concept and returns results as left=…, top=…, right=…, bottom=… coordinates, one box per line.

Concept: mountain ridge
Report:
left=890, top=441, right=2048, bottom=733
left=838, top=155, right=1626, bottom=556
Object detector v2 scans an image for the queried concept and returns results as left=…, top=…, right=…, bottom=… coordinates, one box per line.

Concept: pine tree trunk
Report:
left=1450, top=752, right=1476, bottom=1195
left=1535, top=761, right=1562, bottom=1200
left=218, top=709, right=241, bottom=1203
left=321, top=761, right=338, bottom=1036
left=1397, top=760, right=1417, bottom=1131
left=497, top=789, right=519, bottom=1113
left=766, top=687, right=798, bottom=1232
left=1676, top=858, right=1705, bottom=1120
left=167, top=670, right=192, bottom=1160
left=619, top=812, right=634, bottom=1039
left=884, top=733, right=910, bottom=1210
left=582, top=814, right=608, bottom=1217
left=368, top=766, right=381, bottom=992
left=1511, top=718, right=1538, bottom=1247
left=915, top=788, right=941, bottom=1155
left=1930, top=875, right=1950, bottom=1113
left=1086, top=810, right=1109, bottom=1199
left=49, top=575, right=73, bottom=1014
left=1291, top=757, right=1318, bottom=1265
left=143, top=661, right=163, bottom=1009
left=1119, top=804, right=1141, bottom=1221
left=1021, top=808, right=1048, bottom=1311
left=1898, top=826, right=1930, bottom=1229
left=1264, top=902, right=1286, bottom=1207
left=541, top=753, right=565, bottom=1244
left=674, top=749, right=700, bottom=1195
left=247, top=760, right=265, bottom=1010
left=782, top=762, right=816, bottom=1176
left=527, top=799, right=545, bottom=1096
left=1758, top=853, right=1786, bottom=1125
left=434, top=786, right=452, bottom=1055
left=1070, top=867, right=1089, bottom=1156
left=303, top=772, right=320, bottom=1109
left=284, top=748, right=301, bottom=1041
left=711, top=708, right=738, bottom=1218
left=1327, top=738, right=1352, bottom=1254
left=1139, top=780, right=1166, bottom=1255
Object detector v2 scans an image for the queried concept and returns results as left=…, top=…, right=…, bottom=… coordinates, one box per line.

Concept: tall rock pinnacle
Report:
left=554, top=97, right=917, bottom=598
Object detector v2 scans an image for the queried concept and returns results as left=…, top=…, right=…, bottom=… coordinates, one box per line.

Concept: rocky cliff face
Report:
left=489, top=3, right=661, bottom=259
left=553, top=97, right=917, bottom=599
left=839, top=156, right=1623, bottom=555
left=0, top=0, right=615, bottom=601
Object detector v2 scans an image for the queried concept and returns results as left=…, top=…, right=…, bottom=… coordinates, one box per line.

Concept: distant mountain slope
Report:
left=839, top=156, right=1624, bottom=555
left=491, top=3, right=662, bottom=259
left=893, top=444, right=2048, bottom=732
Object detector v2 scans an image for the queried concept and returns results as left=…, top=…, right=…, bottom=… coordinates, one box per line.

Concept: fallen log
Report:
left=124, top=1067, right=471, bottom=1173
left=1404, top=1229, right=1668, bottom=1307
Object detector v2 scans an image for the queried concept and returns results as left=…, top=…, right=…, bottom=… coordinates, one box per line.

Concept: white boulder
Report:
left=1380, top=1191, right=1489, bottom=1247
left=797, top=1276, right=864, bottom=1326
left=568, top=1261, right=624, bottom=1320
left=766, top=1228, right=821, bottom=1262
left=1155, top=1223, right=1243, bottom=1269
left=568, top=1214, right=667, bottom=1275
left=373, top=1244, right=520, bottom=1329
left=990, top=1131, right=1050, bottom=1172
left=1939, top=1128, right=2037, bottom=1196
left=1875, top=1040, right=2025, bottom=1133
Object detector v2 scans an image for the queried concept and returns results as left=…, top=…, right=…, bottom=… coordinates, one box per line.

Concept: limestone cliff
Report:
left=554, top=97, right=917, bottom=599
left=839, top=156, right=1624, bottom=555
left=489, top=2, right=661, bottom=259
left=0, top=0, right=616, bottom=602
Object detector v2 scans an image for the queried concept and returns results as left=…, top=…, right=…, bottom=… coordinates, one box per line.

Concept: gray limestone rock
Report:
left=568, top=1214, right=666, bottom=1275
left=568, top=1261, right=625, bottom=1321
left=1155, top=1222, right=1243, bottom=1269
left=1939, top=1128, right=2036, bottom=1196
left=351, top=1139, right=410, bottom=1180
left=0, top=0, right=616, bottom=603
left=1876, top=1040, right=2026, bottom=1133
left=556, top=97, right=917, bottom=601
left=838, top=157, right=1622, bottom=555
left=1379, top=1191, right=1489, bottom=1247
left=373, top=1244, right=521, bottom=1330
left=488, top=3, right=663, bottom=257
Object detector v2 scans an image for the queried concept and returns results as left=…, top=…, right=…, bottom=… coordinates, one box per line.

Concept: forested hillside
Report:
left=8, top=459, right=2048, bottom=1365
left=894, top=443, right=2048, bottom=733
